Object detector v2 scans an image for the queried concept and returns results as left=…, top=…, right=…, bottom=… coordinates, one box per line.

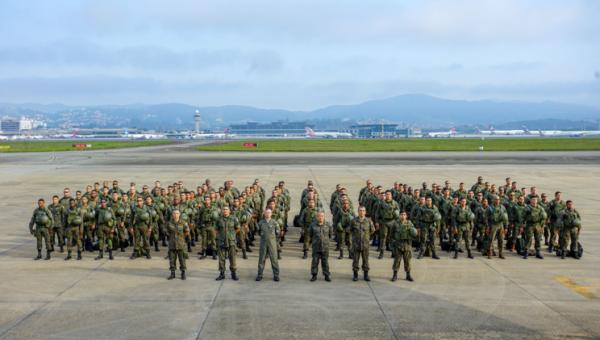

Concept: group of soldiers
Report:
left=28, top=176, right=582, bottom=282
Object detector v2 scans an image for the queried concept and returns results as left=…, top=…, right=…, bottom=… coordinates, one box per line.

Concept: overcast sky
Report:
left=0, top=0, right=598, bottom=109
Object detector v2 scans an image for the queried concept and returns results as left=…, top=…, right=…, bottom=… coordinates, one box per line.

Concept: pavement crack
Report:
left=367, top=281, right=400, bottom=340
left=193, top=279, right=224, bottom=340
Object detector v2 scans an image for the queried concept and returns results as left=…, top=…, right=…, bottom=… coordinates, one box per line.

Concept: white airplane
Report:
left=121, top=129, right=166, bottom=140
left=427, top=128, right=457, bottom=138
left=477, top=126, right=530, bottom=135
left=537, top=129, right=600, bottom=137
left=305, top=127, right=352, bottom=138
left=189, top=129, right=235, bottom=139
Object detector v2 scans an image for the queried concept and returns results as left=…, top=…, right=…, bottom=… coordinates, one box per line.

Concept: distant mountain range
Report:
left=1, top=94, right=599, bottom=130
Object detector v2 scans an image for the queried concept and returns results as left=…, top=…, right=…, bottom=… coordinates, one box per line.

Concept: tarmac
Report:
left=0, top=142, right=599, bottom=339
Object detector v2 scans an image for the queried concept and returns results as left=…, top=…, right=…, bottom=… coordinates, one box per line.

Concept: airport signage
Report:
left=72, top=143, right=92, bottom=148
left=242, top=143, right=258, bottom=148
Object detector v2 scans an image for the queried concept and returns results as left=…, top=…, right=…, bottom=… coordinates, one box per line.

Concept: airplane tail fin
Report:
left=305, top=127, right=315, bottom=137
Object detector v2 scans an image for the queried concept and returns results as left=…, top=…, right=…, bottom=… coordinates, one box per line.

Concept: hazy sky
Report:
left=0, top=0, right=599, bottom=109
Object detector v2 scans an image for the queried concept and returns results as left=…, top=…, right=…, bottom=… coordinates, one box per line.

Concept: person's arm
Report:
left=28, top=210, right=36, bottom=234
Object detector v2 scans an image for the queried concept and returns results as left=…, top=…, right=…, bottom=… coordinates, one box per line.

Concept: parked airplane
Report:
left=537, top=129, right=600, bottom=137
left=189, top=128, right=235, bottom=139
left=427, top=128, right=457, bottom=138
left=477, top=126, right=530, bottom=135
left=121, top=129, right=166, bottom=140
left=304, top=127, right=352, bottom=138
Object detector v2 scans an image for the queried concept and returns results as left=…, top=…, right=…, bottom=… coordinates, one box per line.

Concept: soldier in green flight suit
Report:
left=486, top=196, right=509, bottom=259
left=348, top=206, right=374, bottom=282
left=511, top=196, right=528, bottom=254
left=522, top=197, right=547, bottom=259
left=299, top=199, right=318, bottom=259
left=48, top=195, right=66, bottom=253
left=115, top=193, right=132, bottom=252
left=335, top=200, right=355, bottom=259
left=417, top=197, right=441, bottom=260
left=167, top=210, right=190, bottom=280
left=558, top=200, right=581, bottom=259
left=95, top=198, right=116, bottom=260
left=548, top=191, right=566, bottom=253
left=131, top=197, right=152, bottom=259
left=309, top=211, right=332, bottom=282
left=145, top=196, right=163, bottom=252
left=256, top=208, right=281, bottom=282
left=390, top=211, right=417, bottom=282
left=64, top=199, right=83, bottom=260
left=80, top=196, right=96, bottom=252
left=376, top=190, right=400, bottom=259
left=452, top=198, right=475, bottom=259
left=215, top=206, right=240, bottom=281
left=232, top=198, right=250, bottom=259
left=28, top=198, right=54, bottom=260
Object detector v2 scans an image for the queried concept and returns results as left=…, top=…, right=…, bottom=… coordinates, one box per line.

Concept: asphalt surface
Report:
left=0, top=142, right=599, bottom=339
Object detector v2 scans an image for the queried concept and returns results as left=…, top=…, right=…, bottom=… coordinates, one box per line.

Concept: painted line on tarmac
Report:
left=556, top=276, right=600, bottom=300
left=193, top=279, right=224, bottom=340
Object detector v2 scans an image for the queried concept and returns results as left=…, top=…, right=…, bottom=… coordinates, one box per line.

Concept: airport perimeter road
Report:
left=0, top=146, right=599, bottom=339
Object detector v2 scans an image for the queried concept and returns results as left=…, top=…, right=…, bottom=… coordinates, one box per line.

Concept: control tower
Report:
left=194, top=110, right=201, bottom=133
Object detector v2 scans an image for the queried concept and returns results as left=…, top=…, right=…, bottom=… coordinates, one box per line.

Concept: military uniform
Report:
left=309, top=221, right=332, bottom=280
left=390, top=220, right=417, bottom=281
left=376, top=199, right=400, bottom=257
left=417, top=204, right=441, bottom=259
left=28, top=207, right=54, bottom=259
left=167, top=219, right=190, bottom=279
left=48, top=203, right=66, bottom=252
left=348, top=216, right=374, bottom=280
left=216, top=214, right=240, bottom=279
left=548, top=199, right=565, bottom=251
left=64, top=206, right=83, bottom=259
left=256, top=218, right=280, bottom=280
left=131, top=205, right=152, bottom=258
left=95, top=206, right=116, bottom=259
left=559, top=208, right=581, bottom=259
left=523, top=205, right=547, bottom=258
left=198, top=203, right=219, bottom=258
left=299, top=206, right=317, bottom=258
left=335, top=207, right=355, bottom=259
left=486, top=203, right=508, bottom=259
left=452, top=205, right=474, bottom=258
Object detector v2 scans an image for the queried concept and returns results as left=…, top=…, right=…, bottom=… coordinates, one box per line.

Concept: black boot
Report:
left=523, top=251, right=528, bottom=259
left=60, top=245, right=64, bottom=253
left=432, top=249, right=440, bottom=260
left=310, top=274, right=317, bottom=282
left=364, top=271, right=370, bottom=282
left=406, top=271, right=414, bottom=282
left=161, top=236, right=167, bottom=247
left=378, top=249, right=384, bottom=259
left=302, top=250, right=307, bottom=259
left=212, top=249, right=217, bottom=260
left=77, top=251, right=82, bottom=260
left=255, top=275, right=263, bottom=281
left=536, top=250, right=544, bottom=259
left=64, top=251, right=72, bottom=261
left=167, top=270, right=176, bottom=280
left=391, top=271, right=398, bottom=282
left=145, top=250, right=151, bottom=259
left=187, top=242, right=192, bottom=253
left=95, top=250, right=103, bottom=260
left=338, top=249, right=343, bottom=260
left=45, top=250, right=51, bottom=260
left=417, top=248, right=424, bottom=259
left=155, top=242, right=159, bottom=252
left=353, top=270, right=358, bottom=281
left=130, top=251, right=137, bottom=259
left=120, top=241, right=125, bottom=252
left=274, top=275, right=280, bottom=282
left=216, top=271, right=225, bottom=280
left=467, top=249, right=473, bottom=259
left=34, top=250, right=42, bottom=260
left=231, top=271, right=239, bottom=281
left=548, top=245, right=553, bottom=253
left=324, top=275, right=331, bottom=282
left=561, top=249, right=566, bottom=259
left=181, top=270, right=186, bottom=280
left=453, top=249, right=458, bottom=259
left=108, top=249, right=114, bottom=260
left=245, top=239, right=252, bottom=252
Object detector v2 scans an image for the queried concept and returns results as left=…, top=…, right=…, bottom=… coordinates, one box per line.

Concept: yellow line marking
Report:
left=556, top=276, right=600, bottom=300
